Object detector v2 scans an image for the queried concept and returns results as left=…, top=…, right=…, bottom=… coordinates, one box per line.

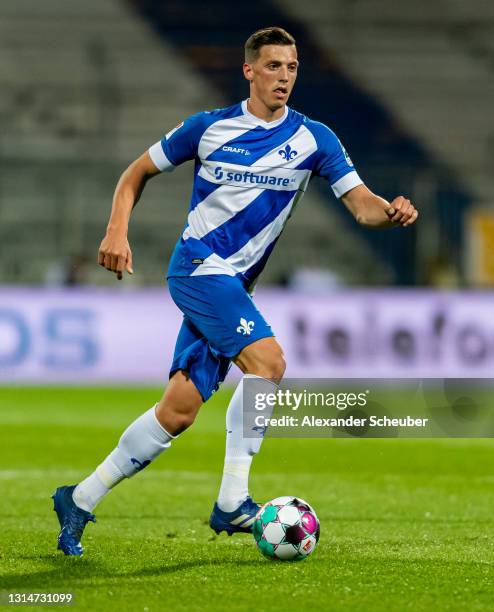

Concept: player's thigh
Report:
left=234, top=336, right=286, bottom=383
left=168, top=274, right=274, bottom=359
left=168, top=315, right=232, bottom=404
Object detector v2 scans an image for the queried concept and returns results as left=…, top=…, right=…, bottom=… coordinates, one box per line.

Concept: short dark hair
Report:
left=244, top=27, right=296, bottom=63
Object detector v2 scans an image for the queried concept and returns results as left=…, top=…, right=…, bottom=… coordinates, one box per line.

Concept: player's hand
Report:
left=385, top=196, right=419, bottom=227
left=98, top=233, right=134, bottom=281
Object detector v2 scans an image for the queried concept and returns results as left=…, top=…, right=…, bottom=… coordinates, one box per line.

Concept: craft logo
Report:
left=222, top=145, right=251, bottom=156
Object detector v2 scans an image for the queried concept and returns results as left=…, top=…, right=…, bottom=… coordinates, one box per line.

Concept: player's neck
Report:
left=246, top=98, right=286, bottom=123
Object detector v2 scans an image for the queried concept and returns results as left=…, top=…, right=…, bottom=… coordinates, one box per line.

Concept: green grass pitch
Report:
left=0, top=387, right=493, bottom=611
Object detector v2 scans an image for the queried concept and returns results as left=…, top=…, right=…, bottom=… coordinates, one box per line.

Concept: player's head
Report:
left=243, top=27, right=298, bottom=111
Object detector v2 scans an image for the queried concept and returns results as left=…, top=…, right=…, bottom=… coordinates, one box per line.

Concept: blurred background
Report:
left=1, top=0, right=494, bottom=383
left=2, top=7, right=493, bottom=604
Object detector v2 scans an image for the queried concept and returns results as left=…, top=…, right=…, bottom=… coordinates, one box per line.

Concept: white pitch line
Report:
left=0, top=469, right=216, bottom=480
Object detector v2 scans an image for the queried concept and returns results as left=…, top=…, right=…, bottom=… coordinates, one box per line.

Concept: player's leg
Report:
left=216, top=337, right=285, bottom=509
left=155, top=369, right=203, bottom=435
left=73, top=320, right=206, bottom=511
left=72, top=370, right=202, bottom=512
left=211, top=337, right=284, bottom=533
left=234, top=335, right=285, bottom=381
left=53, top=320, right=205, bottom=556
left=166, top=274, right=284, bottom=534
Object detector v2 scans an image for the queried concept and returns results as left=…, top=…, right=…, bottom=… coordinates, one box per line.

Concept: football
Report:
left=252, top=496, right=320, bottom=561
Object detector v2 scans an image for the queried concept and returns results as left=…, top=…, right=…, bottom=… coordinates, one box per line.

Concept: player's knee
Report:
left=268, top=352, right=286, bottom=382
left=155, top=374, right=203, bottom=435
left=252, top=351, right=286, bottom=383
left=155, top=402, right=198, bottom=435
left=235, top=338, right=286, bottom=383
left=170, top=410, right=197, bottom=434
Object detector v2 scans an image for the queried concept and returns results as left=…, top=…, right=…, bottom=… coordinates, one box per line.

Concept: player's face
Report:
left=244, top=45, right=298, bottom=111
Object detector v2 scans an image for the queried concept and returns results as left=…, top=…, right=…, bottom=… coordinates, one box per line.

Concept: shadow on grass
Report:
left=0, top=556, right=266, bottom=590
left=2, top=552, right=491, bottom=595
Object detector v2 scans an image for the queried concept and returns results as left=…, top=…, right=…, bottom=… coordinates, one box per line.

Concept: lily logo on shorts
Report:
left=237, top=318, right=255, bottom=335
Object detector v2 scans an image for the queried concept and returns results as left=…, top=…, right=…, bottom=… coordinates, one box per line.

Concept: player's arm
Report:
left=98, top=151, right=160, bottom=280
left=341, top=184, right=419, bottom=229
left=309, top=122, right=418, bottom=229
left=99, top=112, right=206, bottom=280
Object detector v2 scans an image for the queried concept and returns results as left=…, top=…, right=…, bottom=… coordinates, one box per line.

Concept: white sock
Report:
left=73, top=404, right=175, bottom=512
left=217, top=375, right=278, bottom=512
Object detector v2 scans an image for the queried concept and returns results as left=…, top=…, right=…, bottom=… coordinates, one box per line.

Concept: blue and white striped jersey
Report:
left=149, top=100, right=362, bottom=289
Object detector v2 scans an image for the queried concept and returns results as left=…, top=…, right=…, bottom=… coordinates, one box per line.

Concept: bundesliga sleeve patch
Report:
left=338, top=138, right=354, bottom=167
left=166, top=121, right=184, bottom=140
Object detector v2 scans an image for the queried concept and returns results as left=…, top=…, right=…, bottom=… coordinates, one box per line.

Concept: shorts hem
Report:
left=169, top=367, right=209, bottom=403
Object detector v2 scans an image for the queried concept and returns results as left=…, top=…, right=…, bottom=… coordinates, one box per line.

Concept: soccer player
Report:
left=52, top=27, right=418, bottom=555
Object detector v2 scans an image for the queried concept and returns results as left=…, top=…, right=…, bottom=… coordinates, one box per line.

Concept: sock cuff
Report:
left=242, top=374, right=279, bottom=391
left=150, top=404, right=178, bottom=441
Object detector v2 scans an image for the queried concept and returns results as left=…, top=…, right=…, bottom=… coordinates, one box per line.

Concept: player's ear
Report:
left=243, top=62, right=254, bottom=82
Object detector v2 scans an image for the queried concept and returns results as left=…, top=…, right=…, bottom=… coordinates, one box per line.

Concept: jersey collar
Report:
left=241, top=99, right=289, bottom=129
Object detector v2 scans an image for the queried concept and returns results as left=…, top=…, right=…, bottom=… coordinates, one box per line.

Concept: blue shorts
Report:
left=168, top=275, right=274, bottom=401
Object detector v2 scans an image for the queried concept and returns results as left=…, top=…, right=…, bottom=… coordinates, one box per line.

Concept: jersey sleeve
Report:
left=148, top=112, right=207, bottom=172
left=309, top=122, right=363, bottom=198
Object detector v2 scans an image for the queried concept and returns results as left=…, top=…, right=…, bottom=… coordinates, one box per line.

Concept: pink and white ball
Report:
left=253, top=496, right=320, bottom=561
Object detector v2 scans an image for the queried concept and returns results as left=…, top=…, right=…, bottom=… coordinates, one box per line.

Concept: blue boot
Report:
left=209, top=497, right=260, bottom=536
left=52, top=485, right=96, bottom=556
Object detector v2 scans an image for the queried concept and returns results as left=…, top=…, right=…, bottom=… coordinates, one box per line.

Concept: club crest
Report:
left=278, top=144, right=298, bottom=161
